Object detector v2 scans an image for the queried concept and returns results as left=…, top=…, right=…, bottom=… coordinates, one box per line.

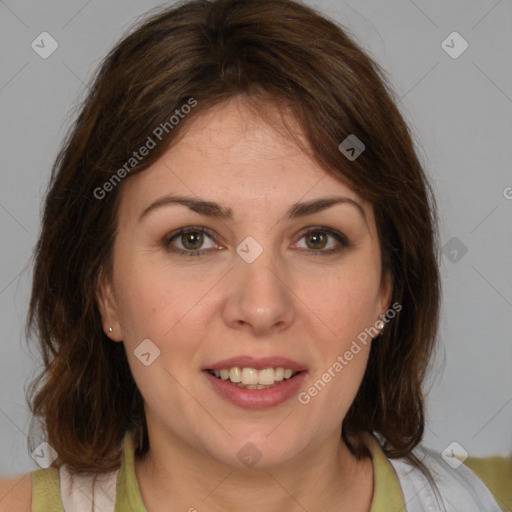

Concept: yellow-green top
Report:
left=30, top=432, right=512, bottom=511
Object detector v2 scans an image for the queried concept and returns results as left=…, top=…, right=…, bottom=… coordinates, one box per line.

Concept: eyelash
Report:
left=162, top=226, right=350, bottom=257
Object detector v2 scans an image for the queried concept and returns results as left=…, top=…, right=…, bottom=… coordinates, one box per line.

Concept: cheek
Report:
left=115, top=280, right=170, bottom=341
left=297, top=266, right=378, bottom=409
left=114, top=270, right=203, bottom=408
left=306, top=267, right=381, bottom=341
left=112, top=255, right=212, bottom=374
left=112, top=254, right=193, bottom=350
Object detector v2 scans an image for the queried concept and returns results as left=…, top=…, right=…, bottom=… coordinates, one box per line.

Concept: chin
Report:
left=206, top=432, right=304, bottom=470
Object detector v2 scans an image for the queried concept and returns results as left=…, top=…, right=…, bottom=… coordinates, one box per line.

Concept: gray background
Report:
left=1, top=0, right=511, bottom=477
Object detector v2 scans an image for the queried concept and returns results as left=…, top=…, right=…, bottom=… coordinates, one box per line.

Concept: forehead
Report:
left=118, top=97, right=370, bottom=221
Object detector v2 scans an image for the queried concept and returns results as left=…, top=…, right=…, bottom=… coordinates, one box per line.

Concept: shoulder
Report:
left=0, top=473, right=32, bottom=512
left=389, top=446, right=504, bottom=511
left=465, top=455, right=512, bottom=512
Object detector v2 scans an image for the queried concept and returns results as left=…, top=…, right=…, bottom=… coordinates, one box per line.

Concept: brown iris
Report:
left=305, top=230, right=328, bottom=250
left=181, top=230, right=204, bottom=250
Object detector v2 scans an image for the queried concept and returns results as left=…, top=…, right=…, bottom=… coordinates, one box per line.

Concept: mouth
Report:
left=205, top=367, right=304, bottom=389
left=203, top=366, right=308, bottom=409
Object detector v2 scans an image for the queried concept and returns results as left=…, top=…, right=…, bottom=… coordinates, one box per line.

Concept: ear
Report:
left=376, top=271, right=393, bottom=319
left=95, top=269, right=123, bottom=342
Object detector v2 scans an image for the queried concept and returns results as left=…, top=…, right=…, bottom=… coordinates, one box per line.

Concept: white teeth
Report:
left=241, top=367, right=258, bottom=385
left=229, top=367, right=241, bottom=383
left=209, top=366, right=299, bottom=386
left=258, top=368, right=275, bottom=385
left=274, top=367, right=284, bottom=381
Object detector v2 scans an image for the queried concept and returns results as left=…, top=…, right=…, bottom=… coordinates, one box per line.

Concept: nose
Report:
left=222, top=245, right=296, bottom=336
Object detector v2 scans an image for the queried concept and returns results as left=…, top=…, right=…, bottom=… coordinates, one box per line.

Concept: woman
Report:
left=0, top=0, right=508, bottom=510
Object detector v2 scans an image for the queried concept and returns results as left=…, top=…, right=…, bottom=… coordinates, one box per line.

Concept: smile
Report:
left=207, top=366, right=300, bottom=389
left=203, top=368, right=307, bottom=409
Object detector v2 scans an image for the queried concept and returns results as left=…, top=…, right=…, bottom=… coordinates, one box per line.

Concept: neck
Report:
left=134, top=427, right=374, bottom=512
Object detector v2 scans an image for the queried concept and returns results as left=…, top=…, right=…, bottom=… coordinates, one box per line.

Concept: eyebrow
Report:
left=139, top=194, right=367, bottom=223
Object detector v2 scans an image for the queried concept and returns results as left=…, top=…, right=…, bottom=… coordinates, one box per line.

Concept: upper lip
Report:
left=203, top=355, right=308, bottom=372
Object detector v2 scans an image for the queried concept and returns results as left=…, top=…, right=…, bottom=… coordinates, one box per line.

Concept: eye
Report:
left=163, top=227, right=219, bottom=257
left=162, top=225, right=350, bottom=257
left=293, top=226, right=350, bottom=256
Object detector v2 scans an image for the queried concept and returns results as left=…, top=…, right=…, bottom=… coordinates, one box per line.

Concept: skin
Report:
left=96, top=96, right=392, bottom=512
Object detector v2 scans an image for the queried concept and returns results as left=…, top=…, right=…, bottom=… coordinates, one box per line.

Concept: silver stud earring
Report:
left=108, top=327, right=113, bottom=333
left=376, top=320, right=385, bottom=330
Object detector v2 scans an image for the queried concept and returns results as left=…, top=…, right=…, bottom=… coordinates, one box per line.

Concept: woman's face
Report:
left=97, top=97, right=391, bottom=469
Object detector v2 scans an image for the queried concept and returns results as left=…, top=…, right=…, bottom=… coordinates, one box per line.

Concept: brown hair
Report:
left=27, top=0, right=441, bottom=475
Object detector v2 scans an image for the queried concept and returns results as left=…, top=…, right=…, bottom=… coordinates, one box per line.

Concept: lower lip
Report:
left=203, top=370, right=308, bottom=409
